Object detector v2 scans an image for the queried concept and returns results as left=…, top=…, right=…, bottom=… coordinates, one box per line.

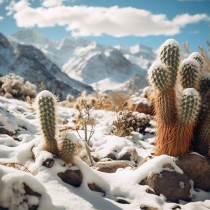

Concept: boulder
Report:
left=140, top=170, right=192, bottom=202
left=58, top=169, right=83, bottom=187
left=175, top=153, right=210, bottom=191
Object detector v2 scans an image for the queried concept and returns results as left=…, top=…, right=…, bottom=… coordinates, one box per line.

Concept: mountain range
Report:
left=0, top=29, right=156, bottom=98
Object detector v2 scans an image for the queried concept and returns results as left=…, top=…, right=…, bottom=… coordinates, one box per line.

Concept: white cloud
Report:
left=0, top=0, right=3, bottom=4
left=0, top=16, right=3, bottom=20
left=172, top=13, right=210, bottom=26
left=42, top=0, right=64, bottom=8
left=6, top=0, right=210, bottom=37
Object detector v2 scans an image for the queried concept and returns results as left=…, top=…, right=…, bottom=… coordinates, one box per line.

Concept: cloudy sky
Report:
left=0, top=0, right=209, bottom=51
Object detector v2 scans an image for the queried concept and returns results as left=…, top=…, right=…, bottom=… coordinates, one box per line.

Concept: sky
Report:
left=0, top=0, right=209, bottom=52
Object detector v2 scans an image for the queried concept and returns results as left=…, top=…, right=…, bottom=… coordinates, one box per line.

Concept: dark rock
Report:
left=106, top=153, right=117, bottom=160
left=0, top=127, right=14, bottom=136
left=140, top=204, right=160, bottom=210
left=23, top=183, right=41, bottom=197
left=119, top=148, right=138, bottom=162
left=116, top=199, right=130, bottom=204
left=145, top=188, right=156, bottom=195
left=175, top=153, right=210, bottom=191
left=171, top=205, right=182, bottom=210
left=58, top=169, right=83, bottom=187
left=42, top=158, right=54, bottom=168
left=88, top=183, right=105, bottom=195
left=140, top=170, right=192, bottom=202
left=94, top=161, right=130, bottom=173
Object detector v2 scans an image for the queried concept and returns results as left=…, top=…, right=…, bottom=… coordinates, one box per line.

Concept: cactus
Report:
left=148, top=39, right=205, bottom=156
left=173, top=88, right=201, bottom=155
left=148, top=61, right=177, bottom=124
left=189, top=52, right=205, bottom=70
left=36, top=90, right=58, bottom=154
left=159, top=39, right=180, bottom=86
left=178, top=58, right=201, bottom=90
left=194, top=93, right=210, bottom=156
left=59, top=133, right=78, bottom=163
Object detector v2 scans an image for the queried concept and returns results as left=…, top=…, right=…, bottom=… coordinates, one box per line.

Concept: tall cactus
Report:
left=148, top=39, right=204, bottom=156
left=148, top=61, right=177, bottom=155
left=36, top=90, right=58, bottom=154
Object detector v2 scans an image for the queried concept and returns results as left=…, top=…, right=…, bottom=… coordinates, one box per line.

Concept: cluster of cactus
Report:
left=36, top=90, right=79, bottom=163
left=112, top=111, right=150, bottom=137
left=148, top=39, right=210, bottom=157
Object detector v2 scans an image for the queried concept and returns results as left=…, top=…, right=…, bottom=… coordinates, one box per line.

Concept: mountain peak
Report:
left=11, top=29, right=52, bottom=46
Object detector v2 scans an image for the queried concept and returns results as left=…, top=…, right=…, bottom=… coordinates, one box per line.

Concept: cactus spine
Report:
left=36, top=90, right=58, bottom=154
left=175, top=88, right=201, bottom=155
left=59, top=134, right=77, bottom=163
left=178, top=58, right=201, bottom=90
left=159, top=39, right=180, bottom=87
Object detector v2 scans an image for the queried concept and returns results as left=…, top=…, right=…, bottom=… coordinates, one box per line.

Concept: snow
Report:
left=180, top=57, right=200, bottom=70
left=183, top=88, right=199, bottom=97
left=158, top=38, right=180, bottom=56
left=0, top=95, right=209, bottom=210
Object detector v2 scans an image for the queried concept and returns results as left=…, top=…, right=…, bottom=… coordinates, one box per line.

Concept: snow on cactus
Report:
left=35, top=90, right=58, bottom=155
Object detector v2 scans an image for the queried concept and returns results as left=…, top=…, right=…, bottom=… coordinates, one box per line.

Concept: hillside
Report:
left=0, top=32, right=93, bottom=99
left=11, top=29, right=155, bottom=92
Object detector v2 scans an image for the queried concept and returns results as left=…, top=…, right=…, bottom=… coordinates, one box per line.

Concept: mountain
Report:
left=11, top=29, right=155, bottom=92
left=0, top=32, right=93, bottom=99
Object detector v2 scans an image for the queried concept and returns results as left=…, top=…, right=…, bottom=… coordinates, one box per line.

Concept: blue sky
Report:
left=0, top=0, right=209, bottom=52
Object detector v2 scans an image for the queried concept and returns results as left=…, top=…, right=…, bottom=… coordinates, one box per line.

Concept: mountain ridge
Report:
left=0, top=32, right=93, bottom=100
left=10, top=29, right=155, bottom=92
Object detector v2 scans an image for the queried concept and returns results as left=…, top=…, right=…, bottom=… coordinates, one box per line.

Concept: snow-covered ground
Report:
left=0, top=96, right=210, bottom=210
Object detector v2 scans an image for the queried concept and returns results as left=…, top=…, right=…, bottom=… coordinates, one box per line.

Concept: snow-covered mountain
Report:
left=11, top=29, right=155, bottom=92
left=0, top=32, right=93, bottom=99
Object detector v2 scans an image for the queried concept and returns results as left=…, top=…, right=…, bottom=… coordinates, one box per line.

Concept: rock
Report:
left=140, top=204, right=160, bottom=210
left=119, top=148, right=138, bottom=162
left=116, top=199, right=130, bottom=204
left=0, top=127, right=14, bottom=136
left=123, top=97, right=152, bottom=115
left=58, top=169, right=83, bottom=187
left=140, top=170, right=192, bottom=202
left=106, top=153, right=117, bottom=160
left=88, top=183, right=105, bottom=195
left=94, top=161, right=130, bottom=173
left=42, top=158, right=54, bottom=168
left=175, top=153, right=210, bottom=191
left=137, top=156, right=153, bottom=167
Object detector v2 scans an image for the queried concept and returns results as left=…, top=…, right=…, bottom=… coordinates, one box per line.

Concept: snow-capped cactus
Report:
left=178, top=58, right=201, bottom=90
left=179, top=88, right=201, bottom=125
left=148, top=61, right=172, bottom=91
left=59, top=133, right=78, bottom=163
left=36, top=90, right=58, bottom=154
left=159, top=39, right=180, bottom=86
left=189, top=52, right=205, bottom=70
